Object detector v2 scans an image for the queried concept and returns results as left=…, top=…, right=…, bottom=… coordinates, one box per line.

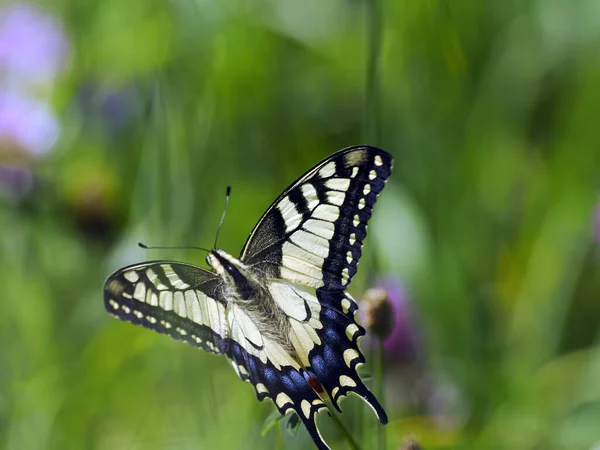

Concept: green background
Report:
left=1, top=0, right=600, bottom=449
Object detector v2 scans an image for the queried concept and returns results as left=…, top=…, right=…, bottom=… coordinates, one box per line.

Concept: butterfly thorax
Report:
left=206, top=249, right=293, bottom=351
left=206, top=250, right=258, bottom=300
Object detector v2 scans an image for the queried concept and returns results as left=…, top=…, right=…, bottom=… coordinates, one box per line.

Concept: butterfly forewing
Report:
left=240, top=146, right=393, bottom=290
left=104, top=261, right=229, bottom=354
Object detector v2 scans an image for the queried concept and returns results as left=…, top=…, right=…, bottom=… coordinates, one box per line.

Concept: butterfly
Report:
left=104, top=145, right=393, bottom=449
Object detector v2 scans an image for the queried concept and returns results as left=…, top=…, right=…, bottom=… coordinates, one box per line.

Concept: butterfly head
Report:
left=206, top=249, right=256, bottom=299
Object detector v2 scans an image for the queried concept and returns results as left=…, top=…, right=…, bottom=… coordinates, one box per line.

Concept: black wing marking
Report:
left=240, top=145, right=393, bottom=290
left=227, top=340, right=332, bottom=450
left=309, top=289, right=387, bottom=423
left=266, top=279, right=388, bottom=426
left=103, top=261, right=228, bottom=354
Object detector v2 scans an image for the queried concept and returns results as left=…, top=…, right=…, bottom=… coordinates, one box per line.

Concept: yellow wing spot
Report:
left=301, top=399, right=312, bottom=418
left=133, top=310, right=143, bottom=319
left=275, top=392, right=293, bottom=409
left=108, top=299, right=119, bottom=310
left=159, top=291, right=173, bottom=310
left=343, top=348, right=360, bottom=367
left=146, top=316, right=157, bottom=324
left=346, top=251, right=353, bottom=264
left=350, top=166, right=359, bottom=178
left=145, top=268, right=158, bottom=285
left=122, top=305, right=131, bottom=314
left=301, top=183, right=319, bottom=211
left=369, top=169, right=377, bottom=180
left=326, top=191, right=345, bottom=206
left=344, top=149, right=367, bottom=166
left=349, top=233, right=356, bottom=246
left=174, top=292, right=187, bottom=317
left=238, top=365, right=249, bottom=376
left=133, top=282, right=146, bottom=302
left=353, top=214, right=360, bottom=227
left=161, top=264, right=190, bottom=289
left=341, top=298, right=351, bottom=313
left=122, top=292, right=132, bottom=299
left=332, top=387, right=340, bottom=398
left=325, top=178, right=350, bottom=192
left=256, top=383, right=269, bottom=394
left=363, top=184, right=371, bottom=195
left=176, top=327, right=188, bottom=336
left=358, top=198, right=366, bottom=210
left=342, top=267, right=350, bottom=284
left=339, top=375, right=357, bottom=388
left=345, top=323, right=359, bottom=340
left=278, top=195, right=303, bottom=232
left=145, top=290, right=159, bottom=306
left=374, top=155, right=383, bottom=166
left=319, top=161, right=336, bottom=178
left=123, top=271, right=139, bottom=283
left=160, top=320, right=172, bottom=329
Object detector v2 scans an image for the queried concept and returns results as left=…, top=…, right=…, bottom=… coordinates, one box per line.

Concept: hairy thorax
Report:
left=207, top=249, right=293, bottom=352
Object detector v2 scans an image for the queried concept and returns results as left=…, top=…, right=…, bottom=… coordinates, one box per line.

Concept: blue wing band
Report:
left=227, top=341, right=332, bottom=450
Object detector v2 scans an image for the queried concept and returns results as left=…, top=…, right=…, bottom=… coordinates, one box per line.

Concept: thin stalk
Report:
left=373, top=338, right=386, bottom=450
left=276, top=424, right=284, bottom=450
left=329, top=408, right=362, bottom=450
left=364, top=0, right=382, bottom=145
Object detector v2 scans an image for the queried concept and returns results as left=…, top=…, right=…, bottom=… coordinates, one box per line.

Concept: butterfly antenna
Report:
left=138, top=242, right=211, bottom=253
left=214, top=186, right=231, bottom=250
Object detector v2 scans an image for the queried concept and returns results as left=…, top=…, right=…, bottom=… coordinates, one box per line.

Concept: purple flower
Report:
left=0, top=165, right=34, bottom=199
left=0, top=2, right=69, bottom=84
left=77, top=83, right=139, bottom=136
left=0, top=88, right=59, bottom=156
left=360, top=279, right=420, bottom=363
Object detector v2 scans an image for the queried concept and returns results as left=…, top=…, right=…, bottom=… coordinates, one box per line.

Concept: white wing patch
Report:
left=161, top=264, right=190, bottom=289
left=300, top=183, right=319, bottom=211
left=278, top=196, right=303, bottom=232
left=325, top=178, right=350, bottom=192
left=227, top=304, right=300, bottom=370
left=269, top=280, right=323, bottom=367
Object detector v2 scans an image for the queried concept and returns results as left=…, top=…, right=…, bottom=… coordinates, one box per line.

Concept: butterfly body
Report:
left=104, top=146, right=393, bottom=449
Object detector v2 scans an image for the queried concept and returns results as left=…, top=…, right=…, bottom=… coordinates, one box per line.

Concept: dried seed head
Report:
left=361, top=286, right=395, bottom=341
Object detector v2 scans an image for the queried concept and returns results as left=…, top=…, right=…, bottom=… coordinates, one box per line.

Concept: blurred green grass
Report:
left=1, top=0, right=600, bottom=449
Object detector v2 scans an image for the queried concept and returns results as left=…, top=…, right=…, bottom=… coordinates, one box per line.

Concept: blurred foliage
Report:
left=1, top=0, right=600, bottom=449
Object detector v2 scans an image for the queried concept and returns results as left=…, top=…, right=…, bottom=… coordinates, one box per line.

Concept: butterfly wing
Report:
left=226, top=333, right=331, bottom=449
left=239, top=145, right=392, bottom=423
left=104, top=261, right=229, bottom=354
left=240, top=145, right=393, bottom=289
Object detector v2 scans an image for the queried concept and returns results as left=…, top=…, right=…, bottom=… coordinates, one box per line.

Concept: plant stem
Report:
left=364, top=0, right=382, bottom=145
left=329, top=408, right=362, bottom=450
left=374, top=338, right=386, bottom=450
left=276, top=423, right=284, bottom=450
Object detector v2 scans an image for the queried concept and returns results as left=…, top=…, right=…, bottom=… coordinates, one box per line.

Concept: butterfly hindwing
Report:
left=266, top=279, right=389, bottom=424
left=310, top=289, right=387, bottom=422
left=104, top=261, right=229, bottom=354
left=227, top=340, right=331, bottom=450
left=240, top=145, right=393, bottom=290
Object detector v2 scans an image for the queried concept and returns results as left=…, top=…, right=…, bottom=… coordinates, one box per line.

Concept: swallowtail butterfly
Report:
left=104, top=145, right=392, bottom=449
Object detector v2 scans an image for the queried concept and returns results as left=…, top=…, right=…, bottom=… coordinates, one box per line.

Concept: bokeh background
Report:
left=1, top=1, right=600, bottom=449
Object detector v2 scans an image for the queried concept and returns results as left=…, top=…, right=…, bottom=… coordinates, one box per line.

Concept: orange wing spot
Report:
left=306, top=373, right=325, bottom=394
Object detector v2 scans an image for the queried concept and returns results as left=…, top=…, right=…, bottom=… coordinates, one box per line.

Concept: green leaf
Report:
left=261, top=408, right=286, bottom=437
